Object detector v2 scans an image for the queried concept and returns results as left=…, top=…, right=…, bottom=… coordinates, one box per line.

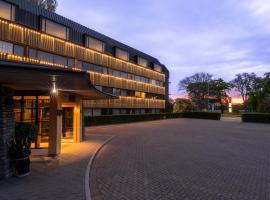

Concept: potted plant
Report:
left=9, top=122, right=38, bottom=177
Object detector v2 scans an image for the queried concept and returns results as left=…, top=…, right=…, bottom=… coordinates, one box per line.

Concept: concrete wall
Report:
left=0, top=86, right=14, bottom=179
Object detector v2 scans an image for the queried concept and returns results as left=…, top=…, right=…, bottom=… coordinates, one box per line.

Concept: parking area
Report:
left=88, top=119, right=270, bottom=200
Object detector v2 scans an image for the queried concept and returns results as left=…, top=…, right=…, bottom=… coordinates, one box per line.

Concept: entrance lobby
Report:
left=0, top=62, right=113, bottom=178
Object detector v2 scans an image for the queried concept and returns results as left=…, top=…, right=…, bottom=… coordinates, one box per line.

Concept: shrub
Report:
left=173, top=98, right=198, bottom=112
left=242, top=113, right=270, bottom=123
left=84, top=112, right=221, bottom=126
left=181, top=112, right=221, bottom=120
left=258, top=98, right=270, bottom=113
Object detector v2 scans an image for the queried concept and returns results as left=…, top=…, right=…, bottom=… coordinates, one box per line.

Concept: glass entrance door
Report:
left=62, top=107, right=74, bottom=141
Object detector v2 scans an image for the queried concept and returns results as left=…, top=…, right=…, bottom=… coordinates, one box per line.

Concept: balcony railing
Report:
left=83, top=96, right=165, bottom=109
left=0, top=19, right=165, bottom=82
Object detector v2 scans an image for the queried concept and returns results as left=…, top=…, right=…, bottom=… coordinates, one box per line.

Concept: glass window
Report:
left=112, top=109, right=120, bottom=115
left=153, top=64, right=162, bottom=72
left=85, top=36, right=105, bottom=52
left=67, top=58, right=74, bottom=68
left=120, top=89, right=127, bottom=96
left=0, top=40, right=13, bottom=54
left=0, top=0, right=15, bottom=21
left=54, top=54, right=68, bottom=66
left=82, top=62, right=104, bottom=73
left=113, top=88, right=121, bottom=96
left=29, top=49, right=37, bottom=59
left=121, top=72, right=128, bottom=79
left=137, top=57, right=148, bottom=67
left=41, top=19, right=69, bottom=40
left=115, top=48, right=129, bottom=61
left=93, top=109, right=102, bottom=116
left=13, top=45, right=24, bottom=56
left=37, top=51, right=54, bottom=63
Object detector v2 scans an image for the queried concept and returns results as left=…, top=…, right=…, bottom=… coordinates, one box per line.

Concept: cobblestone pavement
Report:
left=88, top=119, right=270, bottom=200
left=0, top=134, right=111, bottom=200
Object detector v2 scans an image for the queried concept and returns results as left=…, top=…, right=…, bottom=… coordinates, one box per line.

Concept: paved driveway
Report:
left=0, top=134, right=110, bottom=200
left=88, top=119, right=270, bottom=200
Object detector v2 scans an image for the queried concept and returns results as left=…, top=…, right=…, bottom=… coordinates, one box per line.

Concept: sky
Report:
left=57, top=0, right=270, bottom=98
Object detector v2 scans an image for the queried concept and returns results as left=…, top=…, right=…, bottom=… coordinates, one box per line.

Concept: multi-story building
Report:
left=0, top=0, right=169, bottom=177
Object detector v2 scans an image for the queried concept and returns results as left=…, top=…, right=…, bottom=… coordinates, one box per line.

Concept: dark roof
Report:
left=4, top=0, right=168, bottom=71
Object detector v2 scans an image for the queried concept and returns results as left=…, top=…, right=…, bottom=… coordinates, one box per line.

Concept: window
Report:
left=115, top=48, right=129, bottom=61
left=13, top=45, right=24, bottom=56
left=54, top=54, right=68, bottom=66
left=113, top=88, right=121, bottom=96
left=41, top=19, right=69, bottom=40
left=153, top=64, right=162, bottom=72
left=82, top=62, right=105, bottom=73
left=37, top=51, right=54, bottom=63
left=85, top=36, right=105, bottom=52
left=0, top=40, right=13, bottom=54
left=0, top=0, right=15, bottom=21
left=29, top=49, right=37, bottom=59
left=137, top=57, right=148, bottom=67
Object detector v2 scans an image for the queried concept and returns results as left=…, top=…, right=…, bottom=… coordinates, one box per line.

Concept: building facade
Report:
left=0, top=0, right=169, bottom=178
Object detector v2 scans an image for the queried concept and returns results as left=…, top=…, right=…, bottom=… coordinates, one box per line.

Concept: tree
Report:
left=173, top=98, right=197, bottom=113
left=230, top=73, right=263, bottom=102
left=247, top=73, right=270, bottom=112
left=179, top=73, right=212, bottom=109
left=28, top=0, right=58, bottom=12
left=209, top=79, right=230, bottom=113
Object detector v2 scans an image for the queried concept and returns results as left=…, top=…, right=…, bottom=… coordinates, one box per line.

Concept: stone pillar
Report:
left=0, top=86, right=14, bottom=179
left=48, top=93, right=62, bottom=156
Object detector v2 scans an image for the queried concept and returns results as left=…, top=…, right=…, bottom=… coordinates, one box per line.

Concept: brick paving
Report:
left=89, top=119, right=270, bottom=200
left=0, top=134, right=111, bottom=200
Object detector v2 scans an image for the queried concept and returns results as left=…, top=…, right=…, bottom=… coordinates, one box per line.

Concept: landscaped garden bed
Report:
left=242, top=113, right=270, bottom=124
left=85, top=112, right=221, bottom=126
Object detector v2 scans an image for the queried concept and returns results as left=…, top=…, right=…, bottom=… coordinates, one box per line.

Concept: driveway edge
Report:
left=85, top=135, right=116, bottom=200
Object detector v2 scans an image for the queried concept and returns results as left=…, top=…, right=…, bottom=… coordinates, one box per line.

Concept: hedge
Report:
left=242, top=113, right=270, bottom=124
left=84, top=112, right=221, bottom=126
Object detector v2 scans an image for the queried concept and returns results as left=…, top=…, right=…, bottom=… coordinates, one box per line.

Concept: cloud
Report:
left=57, top=0, right=270, bottom=96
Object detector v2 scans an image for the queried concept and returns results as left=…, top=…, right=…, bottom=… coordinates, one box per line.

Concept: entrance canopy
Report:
left=0, top=60, right=115, bottom=100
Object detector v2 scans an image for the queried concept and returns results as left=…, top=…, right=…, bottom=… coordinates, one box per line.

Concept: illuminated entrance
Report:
left=62, top=107, right=74, bottom=141
left=14, top=96, right=50, bottom=149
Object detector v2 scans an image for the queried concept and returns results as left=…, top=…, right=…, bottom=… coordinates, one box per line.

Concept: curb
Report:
left=85, top=135, right=116, bottom=200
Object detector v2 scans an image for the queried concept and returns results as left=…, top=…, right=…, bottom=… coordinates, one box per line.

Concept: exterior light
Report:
left=52, top=80, right=57, bottom=94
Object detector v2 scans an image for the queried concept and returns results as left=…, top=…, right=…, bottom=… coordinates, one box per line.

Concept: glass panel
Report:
left=13, top=45, right=24, bottom=56
left=154, top=64, right=162, bottom=72
left=0, top=40, right=13, bottom=54
left=29, top=49, right=37, bottom=59
left=62, top=107, right=74, bottom=139
left=115, top=48, right=129, bottom=61
left=0, top=0, right=12, bottom=21
left=43, top=19, right=68, bottom=40
left=54, top=54, right=67, bottom=66
left=137, top=57, right=148, bottom=67
left=86, top=36, right=104, bottom=52
left=38, top=51, right=54, bottom=63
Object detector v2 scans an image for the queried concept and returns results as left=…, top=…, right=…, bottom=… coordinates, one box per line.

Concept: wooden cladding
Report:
left=83, top=97, right=165, bottom=109
left=0, top=19, right=165, bottom=82
left=89, top=72, right=165, bottom=95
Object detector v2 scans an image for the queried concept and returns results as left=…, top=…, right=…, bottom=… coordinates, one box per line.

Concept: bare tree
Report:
left=28, top=0, right=58, bottom=12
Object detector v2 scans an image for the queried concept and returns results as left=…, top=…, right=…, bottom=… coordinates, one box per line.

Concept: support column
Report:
left=0, top=86, right=14, bottom=179
left=48, top=93, right=62, bottom=156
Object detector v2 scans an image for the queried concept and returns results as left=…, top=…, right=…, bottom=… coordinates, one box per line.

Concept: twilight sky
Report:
left=57, top=0, right=270, bottom=97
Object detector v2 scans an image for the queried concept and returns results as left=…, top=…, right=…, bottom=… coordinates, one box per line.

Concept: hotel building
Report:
left=0, top=0, right=169, bottom=178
